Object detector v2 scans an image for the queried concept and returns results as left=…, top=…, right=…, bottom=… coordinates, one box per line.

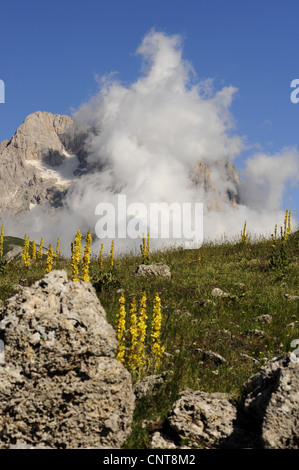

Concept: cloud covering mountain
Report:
left=1, top=30, right=298, bottom=255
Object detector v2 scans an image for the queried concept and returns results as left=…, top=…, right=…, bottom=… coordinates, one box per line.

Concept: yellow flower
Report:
left=55, top=237, right=61, bottom=258
left=110, top=239, right=115, bottom=271
left=45, top=244, right=54, bottom=273
left=116, top=292, right=126, bottom=363
left=71, top=230, right=82, bottom=282
left=38, top=237, right=44, bottom=260
left=82, top=231, right=92, bottom=282
left=99, top=243, right=104, bottom=273
left=0, top=224, right=3, bottom=260
left=31, top=240, right=36, bottom=262
left=21, top=234, right=31, bottom=267
left=150, top=292, right=165, bottom=370
left=141, top=232, right=150, bottom=263
left=241, top=221, right=249, bottom=243
left=127, top=298, right=139, bottom=372
left=136, top=292, right=148, bottom=370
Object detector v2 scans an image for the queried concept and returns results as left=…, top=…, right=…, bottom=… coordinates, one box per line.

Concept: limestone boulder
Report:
left=0, top=270, right=135, bottom=449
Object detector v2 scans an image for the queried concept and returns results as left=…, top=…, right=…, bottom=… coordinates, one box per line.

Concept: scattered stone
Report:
left=285, top=293, right=299, bottom=301
left=211, top=288, right=235, bottom=299
left=150, top=432, right=178, bottom=449
left=197, top=349, right=227, bottom=365
left=167, top=390, right=237, bottom=448
left=134, top=371, right=173, bottom=400
left=135, top=264, right=171, bottom=278
left=0, top=270, right=135, bottom=449
left=234, top=283, right=245, bottom=289
left=245, top=329, right=266, bottom=338
left=243, top=353, right=299, bottom=449
left=255, top=314, right=273, bottom=325
left=221, top=329, right=235, bottom=339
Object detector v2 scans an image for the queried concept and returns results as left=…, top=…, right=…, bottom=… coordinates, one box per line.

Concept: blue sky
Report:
left=1, top=0, right=299, bottom=223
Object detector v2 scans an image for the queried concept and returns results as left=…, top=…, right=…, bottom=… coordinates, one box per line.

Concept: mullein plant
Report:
left=38, top=237, right=44, bottom=260
left=150, top=293, right=165, bottom=371
left=22, top=234, right=31, bottom=267
left=45, top=244, right=54, bottom=273
left=241, top=221, right=249, bottom=243
left=116, top=292, right=126, bottom=364
left=0, top=225, right=3, bottom=260
left=141, top=232, right=150, bottom=264
left=282, top=210, right=291, bottom=241
left=136, top=292, right=148, bottom=371
left=110, top=239, right=115, bottom=271
left=71, top=230, right=82, bottom=282
left=127, top=298, right=139, bottom=373
left=98, top=243, right=104, bottom=274
left=82, top=231, right=92, bottom=282
left=55, top=237, right=61, bottom=259
left=116, top=292, right=165, bottom=377
left=31, top=240, right=36, bottom=263
left=270, top=210, right=291, bottom=269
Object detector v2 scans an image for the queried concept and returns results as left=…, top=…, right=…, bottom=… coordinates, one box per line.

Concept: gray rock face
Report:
left=0, top=111, right=88, bottom=214
left=243, top=353, right=299, bottom=449
left=0, top=270, right=135, bottom=449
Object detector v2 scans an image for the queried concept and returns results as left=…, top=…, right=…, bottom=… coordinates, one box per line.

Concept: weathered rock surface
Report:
left=148, top=353, right=298, bottom=449
left=243, top=353, right=299, bottom=449
left=0, top=270, right=135, bottom=449
left=167, top=390, right=237, bottom=448
left=135, top=264, right=171, bottom=278
left=0, top=111, right=88, bottom=214
left=134, top=371, right=173, bottom=400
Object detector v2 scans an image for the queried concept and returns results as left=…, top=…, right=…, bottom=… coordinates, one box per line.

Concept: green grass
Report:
left=0, top=230, right=298, bottom=449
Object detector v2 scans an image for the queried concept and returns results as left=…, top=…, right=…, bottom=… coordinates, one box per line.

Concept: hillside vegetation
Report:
left=0, top=221, right=298, bottom=448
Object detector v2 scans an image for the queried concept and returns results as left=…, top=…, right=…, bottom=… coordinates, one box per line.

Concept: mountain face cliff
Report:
left=0, top=111, right=88, bottom=214
left=0, top=111, right=240, bottom=216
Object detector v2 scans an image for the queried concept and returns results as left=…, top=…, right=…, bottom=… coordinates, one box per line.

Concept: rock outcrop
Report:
left=0, top=270, right=135, bottom=449
left=0, top=112, right=88, bottom=214
left=243, top=353, right=299, bottom=449
left=167, top=390, right=238, bottom=448
left=148, top=353, right=299, bottom=449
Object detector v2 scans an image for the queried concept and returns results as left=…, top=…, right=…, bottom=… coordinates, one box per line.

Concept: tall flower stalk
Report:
left=55, top=237, right=61, bottom=259
left=110, top=240, right=115, bottom=271
left=38, top=237, right=44, bottom=260
left=241, top=221, right=249, bottom=243
left=22, top=234, right=31, bottom=267
left=45, top=244, right=54, bottom=273
left=150, top=292, right=165, bottom=371
left=0, top=225, right=3, bottom=261
left=71, top=230, right=82, bottom=282
left=116, top=292, right=126, bottom=363
left=99, top=243, right=104, bottom=274
left=82, top=231, right=92, bottom=282
left=127, top=298, right=139, bottom=373
left=31, top=240, right=36, bottom=263
left=136, top=292, right=147, bottom=371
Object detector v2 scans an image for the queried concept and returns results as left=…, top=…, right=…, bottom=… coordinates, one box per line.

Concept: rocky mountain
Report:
left=0, top=111, right=88, bottom=214
left=0, top=111, right=241, bottom=216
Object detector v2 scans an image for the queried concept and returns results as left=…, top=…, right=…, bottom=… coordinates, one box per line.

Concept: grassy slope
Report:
left=0, top=230, right=298, bottom=448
